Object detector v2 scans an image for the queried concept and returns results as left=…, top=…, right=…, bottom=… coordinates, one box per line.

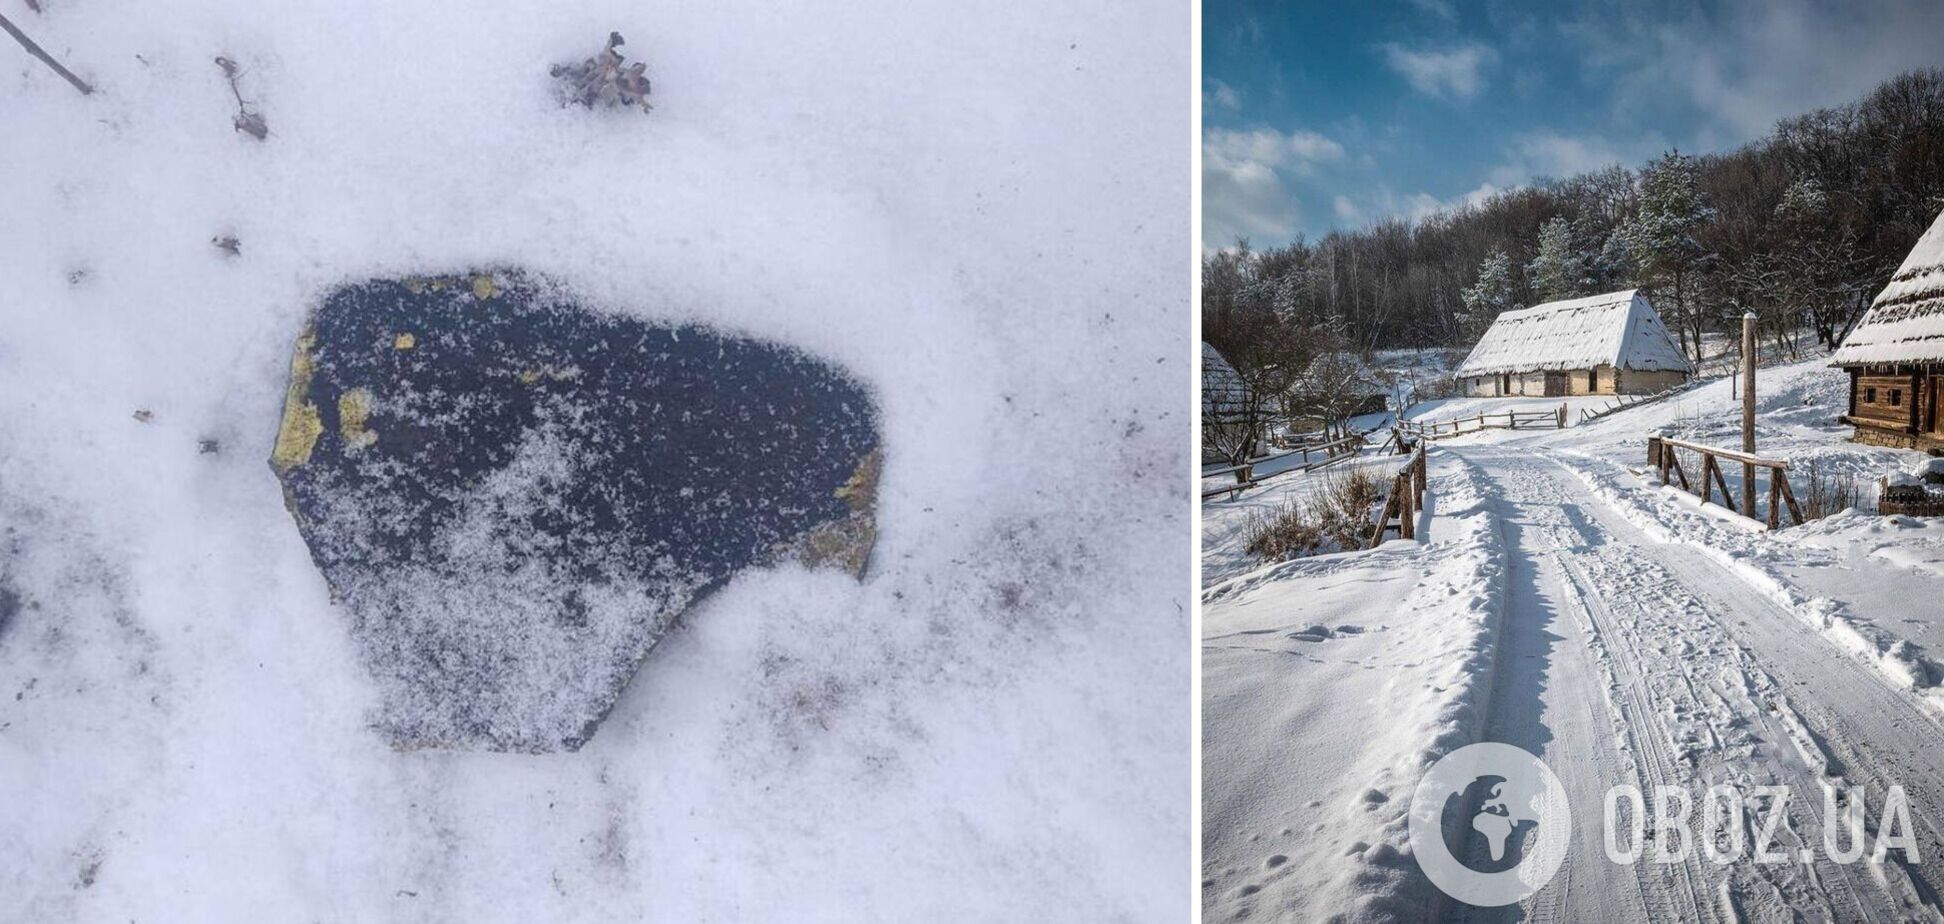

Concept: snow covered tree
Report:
left=1771, top=177, right=1867, bottom=351
left=1459, top=250, right=1518, bottom=339
left=1623, top=151, right=1716, bottom=363
left=1594, top=227, right=1637, bottom=290
left=1526, top=217, right=1587, bottom=302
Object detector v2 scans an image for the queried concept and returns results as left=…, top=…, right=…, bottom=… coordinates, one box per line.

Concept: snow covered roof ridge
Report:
left=1832, top=207, right=1944, bottom=365
left=1203, top=341, right=1249, bottom=413
left=1455, top=288, right=1692, bottom=377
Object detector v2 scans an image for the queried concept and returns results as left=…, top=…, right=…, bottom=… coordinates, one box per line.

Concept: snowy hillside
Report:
left=0, top=2, right=1188, bottom=920
left=1203, top=357, right=1944, bottom=922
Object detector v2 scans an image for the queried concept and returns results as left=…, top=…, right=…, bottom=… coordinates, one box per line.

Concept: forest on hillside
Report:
left=1202, top=69, right=1944, bottom=390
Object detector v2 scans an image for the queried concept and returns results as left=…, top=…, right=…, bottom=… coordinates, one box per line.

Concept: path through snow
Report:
left=1460, top=446, right=1944, bottom=923
left=1204, top=433, right=1944, bottom=923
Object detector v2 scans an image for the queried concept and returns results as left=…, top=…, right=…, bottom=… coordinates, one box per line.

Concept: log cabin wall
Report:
left=1846, top=363, right=1944, bottom=451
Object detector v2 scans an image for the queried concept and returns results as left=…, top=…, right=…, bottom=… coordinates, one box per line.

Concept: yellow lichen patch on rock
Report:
left=771, top=449, right=882, bottom=578
left=270, top=330, right=323, bottom=473
left=515, top=365, right=583, bottom=385
left=393, top=332, right=416, bottom=350
left=835, top=449, right=882, bottom=513
left=338, top=387, right=378, bottom=450
left=472, top=275, right=499, bottom=300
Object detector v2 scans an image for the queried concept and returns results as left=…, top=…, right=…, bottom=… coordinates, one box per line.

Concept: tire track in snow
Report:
left=1558, top=463, right=1944, bottom=920
left=1459, top=448, right=1927, bottom=923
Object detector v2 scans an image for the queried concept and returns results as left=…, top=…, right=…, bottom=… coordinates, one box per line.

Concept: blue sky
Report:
left=1203, top=0, right=1944, bottom=251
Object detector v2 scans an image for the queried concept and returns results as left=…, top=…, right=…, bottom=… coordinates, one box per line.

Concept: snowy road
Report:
left=1460, top=446, right=1944, bottom=923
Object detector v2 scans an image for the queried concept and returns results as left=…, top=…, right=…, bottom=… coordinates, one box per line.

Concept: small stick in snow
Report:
left=0, top=10, right=94, bottom=95
left=212, top=235, right=241, bottom=256
left=215, top=56, right=267, bottom=140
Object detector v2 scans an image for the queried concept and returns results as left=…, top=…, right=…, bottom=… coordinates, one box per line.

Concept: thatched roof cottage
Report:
left=1832, top=208, right=1944, bottom=453
left=1455, top=289, right=1692, bottom=397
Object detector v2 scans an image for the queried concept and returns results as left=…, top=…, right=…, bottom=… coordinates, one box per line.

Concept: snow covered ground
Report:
left=1203, top=356, right=1944, bottom=922
left=1, top=2, right=1189, bottom=920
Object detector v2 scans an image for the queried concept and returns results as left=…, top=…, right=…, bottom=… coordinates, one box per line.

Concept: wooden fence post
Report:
left=1778, top=471, right=1803, bottom=525
left=1399, top=474, right=1414, bottom=540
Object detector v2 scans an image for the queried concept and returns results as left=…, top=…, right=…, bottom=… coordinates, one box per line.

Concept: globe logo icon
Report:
left=1408, top=743, right=1571, bottom=906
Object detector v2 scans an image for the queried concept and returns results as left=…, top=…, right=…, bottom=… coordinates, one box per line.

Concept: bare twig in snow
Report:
left=214, top=56, right=267, bottom=139
left=0, top=10, right=93, bottom=95
left=551, top=31, right=651, bottom=114
left=212, top=235, right=240, bottom=256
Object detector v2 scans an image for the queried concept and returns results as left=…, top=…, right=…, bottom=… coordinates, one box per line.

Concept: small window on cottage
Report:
left=1867, top=387, right=1878, bottom=403
left=1892, top=389, right=1904, bottom=407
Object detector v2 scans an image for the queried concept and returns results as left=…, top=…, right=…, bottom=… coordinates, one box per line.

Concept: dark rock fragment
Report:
left=270, top=272, right=879, bottom=751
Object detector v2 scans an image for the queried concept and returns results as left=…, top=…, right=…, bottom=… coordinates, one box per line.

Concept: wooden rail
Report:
left=1647, top=436, right=1803, bottom=528
left=1200, top=433, right=1367, bottom=501
left=1398, top=404, right=1568, bottom=440
left=1578, top=381, right=1695, bottom=424
left=1368, top=444, right=1429, bottom=547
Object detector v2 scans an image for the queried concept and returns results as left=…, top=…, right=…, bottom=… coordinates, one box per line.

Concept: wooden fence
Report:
left=1367, top=444, right=1429, bottom=547
left=1397, top=405, right=1567, bottom=440
left=1200, top=432, right=1366, bottom=501
left=1647, top=436, right=1803, bottom=529
left=1578, top=381, right=1698, bottom=424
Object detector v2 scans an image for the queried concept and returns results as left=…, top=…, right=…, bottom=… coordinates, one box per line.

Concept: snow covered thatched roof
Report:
left=1832, top=208, right=1944, bottom=366
left=1455, top=289, right=1692, bottom=377
left=1202, top=342, right=1249, bottom=418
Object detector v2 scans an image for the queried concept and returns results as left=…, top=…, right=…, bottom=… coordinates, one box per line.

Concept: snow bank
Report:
left=1202, top=449, right=1512, bottom=920
left=0, top=0, right=1188, bottom=919
left=1556, top=452, right=1944, bottom=712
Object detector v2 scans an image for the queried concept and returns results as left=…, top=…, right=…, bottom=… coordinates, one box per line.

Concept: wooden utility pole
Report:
left=1741, top=311, right=1757, bottom=515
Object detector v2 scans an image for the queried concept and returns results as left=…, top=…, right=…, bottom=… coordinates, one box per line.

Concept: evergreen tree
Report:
left=1526, top=216, right=1586, bottom=302
left=1459, top=250, right=1518, bottom=339
left=1623, top=151, right=1716, bottom=362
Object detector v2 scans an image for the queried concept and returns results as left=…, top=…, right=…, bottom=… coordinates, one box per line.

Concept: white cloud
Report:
left=1201, top=127, right=1345, bottom=249
left=1405, top=0, right=1458, bottom=22
left=1203, top=127, right=1344, bottom=174
left=1203, top=77, right=1242, bottom=111
left=1332, top=195, right=1362, bottom=224
left=1563, top=0, right=1944, bottom=147
left=1377, top=42, right=1496, bottom=100
left=1330, top=182, right=1502, bottom=232
left=1482, top=132, right=1650, bottom=187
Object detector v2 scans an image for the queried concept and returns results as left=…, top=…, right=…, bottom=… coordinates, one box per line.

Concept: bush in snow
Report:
left=1797, top=458, right=1877, bottom=520
left=1243, top=467, right=1384, bottom=561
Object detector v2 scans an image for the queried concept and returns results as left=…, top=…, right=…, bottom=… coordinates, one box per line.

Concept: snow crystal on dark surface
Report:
left=271, top=273, right=880, bottom=752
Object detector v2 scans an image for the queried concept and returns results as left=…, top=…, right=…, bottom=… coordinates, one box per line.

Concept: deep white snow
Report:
left=1204, top=356, right=1944, bottom=922
left=0, top=1, right=1189, bottom=920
